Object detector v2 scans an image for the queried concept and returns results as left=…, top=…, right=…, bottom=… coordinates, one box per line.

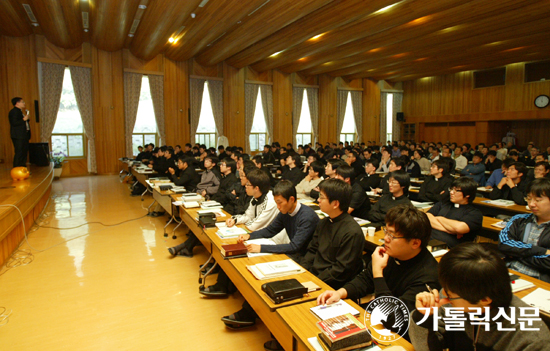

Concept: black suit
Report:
left=9, top=107, right=30, bottom=167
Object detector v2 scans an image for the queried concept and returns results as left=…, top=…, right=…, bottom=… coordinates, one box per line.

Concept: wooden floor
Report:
left=0, top=175, right=270, bottom=350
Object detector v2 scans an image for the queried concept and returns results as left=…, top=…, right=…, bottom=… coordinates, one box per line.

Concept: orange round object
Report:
left=11, top=167, right=30, bottom=181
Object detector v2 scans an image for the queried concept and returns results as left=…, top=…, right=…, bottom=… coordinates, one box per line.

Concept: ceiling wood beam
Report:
left=26, top=0, right=83, bottom=48
left=90, top=0, right=140, bottom=52
left=0, top=0, right=33, bottom=37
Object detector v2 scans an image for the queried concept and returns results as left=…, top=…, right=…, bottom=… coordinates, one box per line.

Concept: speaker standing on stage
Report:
left=9, top=97, right=31, bottom=167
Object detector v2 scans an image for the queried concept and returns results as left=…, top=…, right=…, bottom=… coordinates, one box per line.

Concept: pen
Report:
left=426, top=284, right=434, bottom=294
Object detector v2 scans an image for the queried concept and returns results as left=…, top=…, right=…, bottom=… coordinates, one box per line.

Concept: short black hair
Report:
left=433, top=159, right=450, bottom=175
left=287, top=153, right=302, bottom=167
left=218, top=145, right=225, bottom=150
left=242, top=165, right=256, bottom=178
left=318, top=178, right=352, bottom=212
left=502, top=158, right=514, bottom=168
left=335, top=164, right=355, bottom=183
left=487, top=150, right=497, bottom=157
left=246, top=168, right=271, bottom=194
left=164, top=148, right=174, bottom=156
left=388, top=170, right=410, bottom=195
left=239, top=153, right=250, bottom=162
left=508, top=150, right=518, bottom=157
left=451, top=177, right=478, bottom=204
left=440, top=242, right=512, bottom=308
left=179, top=156, right=195, bottom=167
left=242, top=160, right=255, bottom=171
left=414, top=149, right=424, bottom=158
left=365, top=158, right=379, bottom=169
left=535, top=161, right=550, bottom=172
left=385, top=204, right=431, bottom=248
left=273, top=180, right=297, bottom=201
left=390, top=157, right=405, bottom=169
left=309, top=161, right=325, bottom=177
left=204, top=155, right=218, bottom=165
left=252, top=155, right=264, bottom=165
left=527, top=177, right=550, bottom=199
left=221, top=158, right=236, bottom=173
left=327, top=158, right=345, bottom=170
left=160, top=146, right=167, bottom=152
left=510, top=162, right=527, bottom=179
left=185, top=143, right=192, bottom=148
left=11, top=97, right=22, bottom=106
left=473, top=151, right=483, bottom=159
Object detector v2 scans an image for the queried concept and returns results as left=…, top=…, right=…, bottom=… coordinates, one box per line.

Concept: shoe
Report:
left=221, top=314, right=255, bottom=328
left=168, top=247, right=177, bottom=256
left=199, top=285, right=228, bottom=297
left=177, top=248, right=193, bottom=257
left=130, top=193, right=140, bottom=197
left=264, top=340, right=283, bottom=351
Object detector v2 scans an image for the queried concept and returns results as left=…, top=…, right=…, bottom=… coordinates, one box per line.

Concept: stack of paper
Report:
left=180, top=193, right=202, bottom=202
left=247, top=259, right=305, bottom=280
left=522, top=288, right=550, bottom=314
left=511, top=278, right=535, bottom=293
left=491, top=221, right=507, bottom=229
left=431, top=249, right=448, bottom=258
left=310, top=300, right=360, bottom=320
left=244, top=238, right=276, bottom=257
left=183, top=201, right=200, bottom=208
left=217, top=226, right=248, bottom=238
left=483, top=199, right=515, bottom=207
left=411, top=201, right=433, bottom=209
left=201, top=201, right=223, bottom=210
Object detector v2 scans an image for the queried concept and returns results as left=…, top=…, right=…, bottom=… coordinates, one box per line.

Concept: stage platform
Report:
left=0, top=163, right=54, bottom=266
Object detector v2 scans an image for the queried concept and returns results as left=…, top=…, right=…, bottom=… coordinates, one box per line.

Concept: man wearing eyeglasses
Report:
left=418, top=159, right=454, bottom=203
left=317, top=204, right=440, bottom=324
left=499, top=178, right=550, bottom=283
left=367, top=170, right=412, bottom=228
left=426, top=177, right=483, bottom=248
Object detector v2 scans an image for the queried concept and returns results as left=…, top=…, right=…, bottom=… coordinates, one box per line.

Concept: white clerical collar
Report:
left=290, top=202, right=301, bottom=217
left=454, top=203, right=460, bottom=208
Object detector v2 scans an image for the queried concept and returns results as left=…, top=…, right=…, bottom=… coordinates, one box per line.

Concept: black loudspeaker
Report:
left=396, top=112, right=405, bottom=121
left=34, top=100, right=40, bottom=123
left=29, top=142, right=50, bottom=166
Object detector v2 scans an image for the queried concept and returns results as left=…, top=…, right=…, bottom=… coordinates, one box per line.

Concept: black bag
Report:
left=261, top=279, right=308, bottom=304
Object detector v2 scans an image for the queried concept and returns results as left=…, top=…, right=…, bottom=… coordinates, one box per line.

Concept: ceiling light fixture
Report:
left=191, top=13, right=196, bottom=18
left=309, top=33, right=325, bottom=41
left=128, top=34, right=134, bottom=37
left=168, top=37, right=175, bottom=43
left=138, top=5, right=147, bottom=10
left=198, top=0, right=210, bottom=7
left=373, top=2, right=401, bottom=15
left=269, top=50, right=284, bottom=58
left=31, top=23, right=39, bottom=27
left=248, top=0, right=270, bottom=16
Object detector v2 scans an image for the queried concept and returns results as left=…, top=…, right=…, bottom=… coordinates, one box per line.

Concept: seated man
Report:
left=220, top=180, right=319, bottom=329
left=356, top=159, right=382, bottom=192
left=281, top=153, right=305, bottom=186
left=452, top=146, right=468, bottom=171
left=196, top=156, right=220, bottom=198
left=209, top=158, right=238, bottom=206
left=367, top=170, right=412, bottom=228
left=168, top=156, right=200, bottom=192
left=296, top=161, right=324, bottom=200
left=485, top=158, right=513, bottom=189
left=489, top=162, right=528, bottom=205
left=460, top=151, right=486, bottom=185
left=309, top=159, right=346, bottom=201
left=374, top=157, right=405, bottom=195
left=345, top=150, right=364, bottom=179
left=335, top=164, right=370, bottom=219
left=223, top=164, right=254, bottom=216
left=499, top=178, right=550, bottom=282
left=485, top=150, right=503, bottom=173
left=299, top=178, right=365, bottom=290
left=411, top=242, right=550, bottom=350
left=427, top=177, right=483, bottom=248
left=317, top=204, right=440, bottom=320
left=418, top=159, right=454, bottom=203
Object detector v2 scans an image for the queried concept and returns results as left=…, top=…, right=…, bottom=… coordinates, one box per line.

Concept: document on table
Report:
left=244, top=238, right=276, bottom=257
left=522, top=288, right=550, bottom=314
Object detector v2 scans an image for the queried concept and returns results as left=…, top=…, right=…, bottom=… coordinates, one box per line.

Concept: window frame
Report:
left=132, top=133, right=159, bottom=156
left=296, top=133, right=312, bottom=147
left=339, top=133, right=356, bottom=144
left=249, top=132, right=267, bottom=152
left=195, top=132, right=217, bottom=149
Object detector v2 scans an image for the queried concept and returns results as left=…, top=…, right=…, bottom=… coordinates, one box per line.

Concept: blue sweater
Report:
left=249, top=204, right=320, bottom=256
left=461, top=162, right=486, bottom=185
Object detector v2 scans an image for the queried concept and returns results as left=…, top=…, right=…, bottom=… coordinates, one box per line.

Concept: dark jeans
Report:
left=12, top=137, right=28, bottom=167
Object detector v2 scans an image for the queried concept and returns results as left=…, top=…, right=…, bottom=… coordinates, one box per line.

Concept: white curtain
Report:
left=380, top=92, right=388, bottom=144
left=148, top=75, right=165, bottom=146
left=350, top=91, right=363, bottom=144
left=124, top=72, right=143, bottom=157
left=190, top=78, right=206, bottom=145
left=336, top=90, right=348, bottom=142
left=40, top=63, right=65, bottom=144
left=306, top=88, right=319, bottom=144
left=244, top=84, right=259, bottom=153
left=292, top=87, right=304, bottom=146
left=208, top=80, right=224, bottom=139
left=69, top=66, right=96, bottom=173
left=260, top=85, right=273, bottom=145
left=392, top=92, right=403, bottom=141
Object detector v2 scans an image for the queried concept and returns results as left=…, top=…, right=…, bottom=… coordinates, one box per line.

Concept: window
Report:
left=296, top=89, right=313, bottom=146
left=473, top=67, right=506, bottom=88
left=196, top=81, right=217, bottom=148
left=132, top=76, right=158, bottom=156
left=51, top=68, right=85, bottom=158
left=386, top=93, right=393, bottom=143
left=340, top=92, right=357, bottom=143
left=249, top=91, right=267, bottom=152
left=525, top=60, right=550, bottom=83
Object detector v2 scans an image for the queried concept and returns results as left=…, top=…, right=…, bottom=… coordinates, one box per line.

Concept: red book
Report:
left=221, top=243, right=247, bottom=257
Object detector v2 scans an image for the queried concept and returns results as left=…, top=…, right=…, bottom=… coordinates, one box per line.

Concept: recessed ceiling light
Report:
left=191, top=13, right=196, bottom=18
left=84, top=28, right=88, bottom=32
left=373, top=2, right=401, bottom=15
left=309, top=33, right=324, bottom=41
left=128, top=34, right=134, bottom=37
left=138, top=5, right=146, bottom=9
left=168, top=37, right=175, bottom=43
left=269, top=50, right=283, bottom=58
left=31, top=23, right=39, bottom=27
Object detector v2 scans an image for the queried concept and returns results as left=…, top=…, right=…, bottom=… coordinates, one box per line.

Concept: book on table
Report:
left=247, top=259, right=306, bottom=280
left=183, top=201, right=200, bottom=208
left=180, top=193, right=202, bottom=202
left=220, top=243, right=248, bottom=258
left=310, top=300, right=361, bottom=320
left=244, top=238, right=276, bottom=257
left=483, top=199, right=515, bottom=207
left=316, top=313, right=371, bottom=351
left=201, top=201, right=223, bottom=209
left=509, top=273, right=535, bottom=293
left=522, top=288, right=550, bottom=314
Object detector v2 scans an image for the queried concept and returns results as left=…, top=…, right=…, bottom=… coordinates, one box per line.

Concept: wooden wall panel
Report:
left=318, top=74, right=337, bottom=144
left=293, top=73, right=318, bottom=86
left=61, top=159, right=88, bottom=177
left=164, top=58, right=190, bottom=147
left=223, top=63, right=245, bottom=147
left=362, top=79, right=380, bottom=144
left=92, top=48, right=125, bottom=174
left=190, top=58, right=222, bottom=78
left=245, top=67, right=273, bottom=83
left=0, top=35, right=40, bottom=166
left=403, top=62, right=550, bottom=122
left=123, top=49, right=164, bottom=73
left=272, top=70, right=292, bottom=146
left=36, top=35, right=89, bottom=63
left=507, top=120, right=550, bottom=150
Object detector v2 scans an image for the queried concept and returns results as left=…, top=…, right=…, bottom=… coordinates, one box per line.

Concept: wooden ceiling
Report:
left=1, top=0, right=549, bottom=81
